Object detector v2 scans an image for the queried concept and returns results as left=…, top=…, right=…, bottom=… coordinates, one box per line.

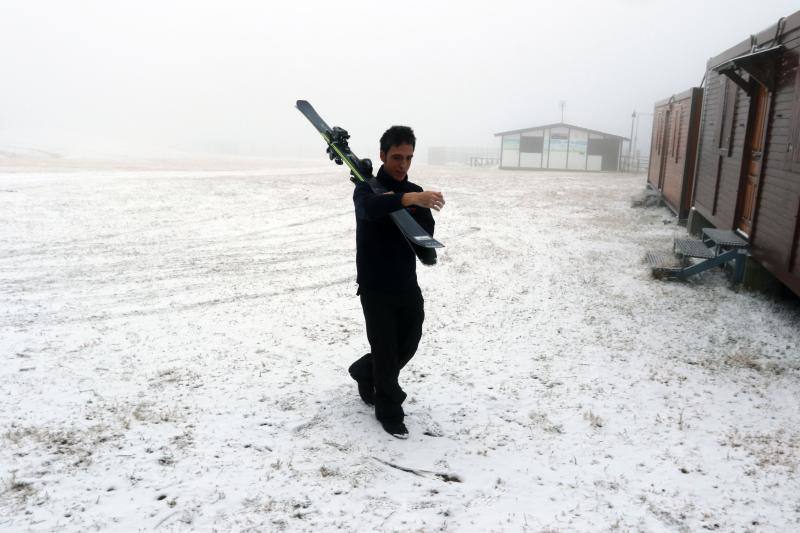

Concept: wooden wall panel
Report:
left=715, top=79, right=751, bottom=227
left=757, top=27, right=800, bottom=292
left=694, top=72, right=724, bottom=216
left=647, top=107, right=667, bottom=189
left=662, top=98, right=695, bottom=216
left=755, top=40, right=800, bottom=284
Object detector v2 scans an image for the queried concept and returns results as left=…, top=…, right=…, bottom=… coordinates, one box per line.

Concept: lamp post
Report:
left=626, top=111, right=654, bottom=172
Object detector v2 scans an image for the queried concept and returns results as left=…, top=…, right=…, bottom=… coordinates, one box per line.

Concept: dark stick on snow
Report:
left=372, top=457, right=462, bottom=483
left=154, top=510, right=179, bottom=529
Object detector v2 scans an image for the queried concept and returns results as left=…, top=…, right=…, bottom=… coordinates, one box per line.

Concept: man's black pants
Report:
left=349, top=286, right=424, bottom=423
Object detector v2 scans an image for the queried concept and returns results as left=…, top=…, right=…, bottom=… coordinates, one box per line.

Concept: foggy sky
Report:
left=1, top=0, right=798, bottom=160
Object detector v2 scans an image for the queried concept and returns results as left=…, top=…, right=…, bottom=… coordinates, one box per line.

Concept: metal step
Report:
left=702, top=228, right=749, bottom=249
left=674, top=238, right=714, bottom=259
left=646, top=251, right=683, bottom=278
left=646, top=251, right=682, bottom=268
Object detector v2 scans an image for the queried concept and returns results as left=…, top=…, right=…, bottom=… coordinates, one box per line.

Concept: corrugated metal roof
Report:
left=706, top=9, right=800, bottom=69
left=494, top=122, right=629, bottom=140
left=711, top=44, right=784, bottom=73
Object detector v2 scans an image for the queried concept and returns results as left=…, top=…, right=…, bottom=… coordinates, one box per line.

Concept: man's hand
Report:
left=401, top=191, right=445, bottom=211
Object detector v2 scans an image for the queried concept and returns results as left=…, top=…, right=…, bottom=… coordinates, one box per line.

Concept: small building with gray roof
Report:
left=494, top=122, right=628, bottom=172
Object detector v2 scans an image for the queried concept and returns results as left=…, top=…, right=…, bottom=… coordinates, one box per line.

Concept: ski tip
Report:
left=296, top=99, right=309, bottom=108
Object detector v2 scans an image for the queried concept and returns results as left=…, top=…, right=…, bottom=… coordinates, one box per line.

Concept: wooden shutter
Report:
left=655, top=111, right=663, bottom=155
left=711, top=75, right=728, bottom=215
left=670, top=108, right=677, bottom=158
left=722, top=80, right=738, bottom=157
left=789, top=55, right=800, bottom=172
left=675, top=107, right=683, bottom=163
left=712, top=76, right=728, bottom=150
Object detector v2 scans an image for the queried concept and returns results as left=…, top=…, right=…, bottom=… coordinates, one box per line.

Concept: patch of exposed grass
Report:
left=584, top=410, right=605, bottom=429
left=725, top=429, right=800, bottom=472
left=2, top=474, right=38, bottom=506
left=132, top=401, right=180, bottom=424
left=2, top=423, right=119, bottom=471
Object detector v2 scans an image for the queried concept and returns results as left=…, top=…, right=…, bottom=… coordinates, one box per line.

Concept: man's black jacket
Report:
left=353, top=165, right=435, bottom=291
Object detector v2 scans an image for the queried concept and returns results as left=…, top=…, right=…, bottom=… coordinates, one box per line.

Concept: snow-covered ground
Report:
left=1, top=159, right=799, bottom=532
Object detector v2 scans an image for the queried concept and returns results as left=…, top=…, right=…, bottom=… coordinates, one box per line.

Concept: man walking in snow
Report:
left=347, top=125, right=444, bottom=439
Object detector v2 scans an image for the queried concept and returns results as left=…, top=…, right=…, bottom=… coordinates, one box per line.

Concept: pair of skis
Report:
left=296, top=100, right=443, bottom=266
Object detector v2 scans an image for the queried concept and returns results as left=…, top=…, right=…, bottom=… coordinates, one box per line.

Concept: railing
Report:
left=468, top=156, right=500, bottom=167
left=620, top=154, right=649, bottom=173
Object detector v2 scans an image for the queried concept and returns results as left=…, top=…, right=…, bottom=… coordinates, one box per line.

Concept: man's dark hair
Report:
left=380, top=125, right=416, bottom=153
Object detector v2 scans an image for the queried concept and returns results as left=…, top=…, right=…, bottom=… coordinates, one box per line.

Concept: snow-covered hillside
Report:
left=1, top=161, right=798, bottom=532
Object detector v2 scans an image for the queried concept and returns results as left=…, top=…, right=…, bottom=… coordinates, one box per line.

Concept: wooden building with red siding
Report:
left=647, top=88, right=704, bottom=220
left=689, top=10, right=800, bottom=296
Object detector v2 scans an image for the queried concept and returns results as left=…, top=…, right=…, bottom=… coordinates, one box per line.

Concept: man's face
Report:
left=380, top=143, right=414, bottom=182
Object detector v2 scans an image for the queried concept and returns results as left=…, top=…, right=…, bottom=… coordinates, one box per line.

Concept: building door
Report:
left=737, top=83, right=770, bottom=237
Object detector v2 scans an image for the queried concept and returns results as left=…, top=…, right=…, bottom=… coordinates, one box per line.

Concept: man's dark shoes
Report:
left=381, top=420, right=409, bottom=439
